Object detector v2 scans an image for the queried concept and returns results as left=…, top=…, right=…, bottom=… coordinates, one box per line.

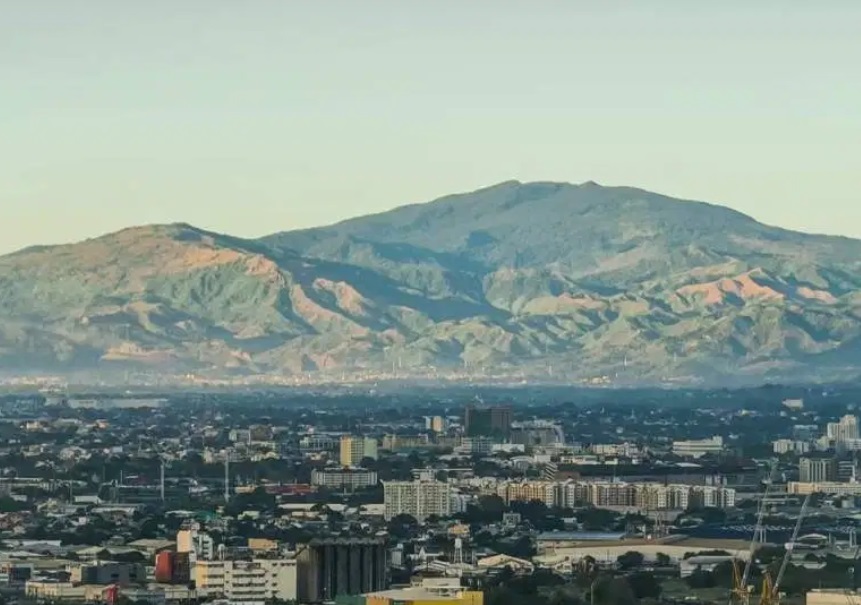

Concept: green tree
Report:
left=627, top=571, right=662, bottom=600
left=616, top=551, right=645, bottom=571
left=686, top=569, right=717, bottom=589
left=594, top=577, right=636, bottom=605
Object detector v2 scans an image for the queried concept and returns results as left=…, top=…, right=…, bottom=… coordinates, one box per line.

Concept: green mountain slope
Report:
left=3, top=181, right=861, bottom=383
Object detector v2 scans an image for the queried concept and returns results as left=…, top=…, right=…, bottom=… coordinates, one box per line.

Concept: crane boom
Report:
left=773, top=494, right=811, bottom=596
left=742, top=461, right=779, bottom=589
left=729, top=460, right=779, bottom=605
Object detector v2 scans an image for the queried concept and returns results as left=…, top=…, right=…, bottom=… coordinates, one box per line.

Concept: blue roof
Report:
left=536, top=531, right=626, bottom=541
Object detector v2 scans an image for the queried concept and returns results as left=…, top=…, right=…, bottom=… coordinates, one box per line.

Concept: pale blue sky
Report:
left=2, top=1, right=860, bottom=254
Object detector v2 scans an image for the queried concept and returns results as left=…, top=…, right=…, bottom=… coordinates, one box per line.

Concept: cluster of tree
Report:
left=484, top=567, right=661, bottom=605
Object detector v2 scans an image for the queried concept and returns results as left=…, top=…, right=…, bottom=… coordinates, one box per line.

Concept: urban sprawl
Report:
left=0, top=387, right=860, bottom=605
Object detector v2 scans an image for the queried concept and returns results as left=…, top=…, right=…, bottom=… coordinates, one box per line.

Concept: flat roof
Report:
left=537, top=531, right=627, bottom=541
left=367, top=589, right=467, bottom=601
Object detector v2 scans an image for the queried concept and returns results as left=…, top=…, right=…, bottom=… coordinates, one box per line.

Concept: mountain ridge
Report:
left=2, top=180, right=861, bottom=384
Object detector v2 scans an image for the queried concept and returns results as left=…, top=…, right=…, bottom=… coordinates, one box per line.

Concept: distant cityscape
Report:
left=0, top=386, right=858, bottom=605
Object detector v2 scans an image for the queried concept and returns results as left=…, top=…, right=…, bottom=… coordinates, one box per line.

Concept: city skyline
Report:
left=2, top=1, right=860, bottom=254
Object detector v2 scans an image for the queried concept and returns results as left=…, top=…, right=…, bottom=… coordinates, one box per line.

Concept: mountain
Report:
left=3, top=181, right=861, bottom=384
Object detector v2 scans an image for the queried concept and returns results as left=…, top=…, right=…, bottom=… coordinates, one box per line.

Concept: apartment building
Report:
left=311, top=468, right=379, bottom=491
left=340, top=436, right=379, bottom=467
left=195, top=558, right=297, bottom=602
left=495, top=480, right=736, bottom=511
left=496, top=481, right=556, bottom=506
left=383, top=480, right=452, bottom=521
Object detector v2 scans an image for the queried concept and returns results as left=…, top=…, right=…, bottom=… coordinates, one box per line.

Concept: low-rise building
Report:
left=69, top=562, right=146, bottom=586
left=672, top=436, right=724, bottom=458
left=194, top=558, right=297, bottom=602
left=311, top=468, right=379, bottom=491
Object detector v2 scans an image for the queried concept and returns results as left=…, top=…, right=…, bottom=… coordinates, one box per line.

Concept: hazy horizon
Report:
left=3, top=1, right=860, bottom=254
left=5, top=178, right=861, bottom=254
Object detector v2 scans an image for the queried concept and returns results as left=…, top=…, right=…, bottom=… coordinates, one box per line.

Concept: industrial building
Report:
left=296, top=537, right=387, bottom=603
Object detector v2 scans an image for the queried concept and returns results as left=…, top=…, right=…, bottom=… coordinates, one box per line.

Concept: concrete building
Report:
left=195, top=558, right=297, bottom=602
left=425, top=416, right=447, bottom=433
left=497, top=481, right=557, bottom=506
left=340, top=436, right=379, bottom=467
left=807, top=590, right=861, bottom=605
left=69, top=562, right=146, bottom=586
left=463, top=406, right=512, bottom=438
left=773, top=439, right=811, bottom=455
left=827, top=415, right=859, bottom=443
left=381, top=434, right=432, bottom=452
left=311, top=468, right=379, bottom=491
left=25, top=582, right=108, bottom=602
left=800, top=457, right=837, bottom=483
left=510, top=421, right=564, bottom=447
left=672, top=436, right=724, bottom=458
left=297, top=537, right=387, bottom=603
left=383, top=481, right=452, bottom=521
left=789, top=481, right=861, bottom=496
left=300, top=434, right=338, bottom=453
left=342, top=581, right=484, bottom=605
left=176, top=525, right=214, bottom=562
left=551, top=480, right=735, bottom=510
left=458, top=437, right=493, bottom=455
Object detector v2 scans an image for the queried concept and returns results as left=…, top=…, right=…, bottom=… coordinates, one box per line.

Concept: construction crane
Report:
left=759, top=572, right=776, bottom=605
left=730, top=461, right=779, bottom=605
left=731, top=559, right=751, bottom=605
left=770, top=494, right=812, bottom=602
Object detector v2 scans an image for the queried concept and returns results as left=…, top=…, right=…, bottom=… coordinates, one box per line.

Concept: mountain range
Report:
left=3, top=180, right=861, bottom=384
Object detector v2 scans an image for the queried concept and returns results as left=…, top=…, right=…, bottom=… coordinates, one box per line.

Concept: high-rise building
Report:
left=799, top=457, right=837, bottom=483
left=827, top=416, right=860, bottom=449
left=296, top=538, right=387, bottom=603
left=383, top=480, right=452, bottom=521
left=340, top=436, right=379, bottom=467
left=464, top=406, right=512, bottom=438
left=425, top=416, right=447, bottom=433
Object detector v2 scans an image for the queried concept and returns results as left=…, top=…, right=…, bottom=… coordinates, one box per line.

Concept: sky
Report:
left=2, top=1, right=860, bottom=254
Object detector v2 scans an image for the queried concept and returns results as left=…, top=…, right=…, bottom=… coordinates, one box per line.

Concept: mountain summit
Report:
left=3, top=181, right=861, bottom=383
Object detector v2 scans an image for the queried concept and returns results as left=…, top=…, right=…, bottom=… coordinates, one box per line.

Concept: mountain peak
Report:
left=3, top=181, right=861, bottom=383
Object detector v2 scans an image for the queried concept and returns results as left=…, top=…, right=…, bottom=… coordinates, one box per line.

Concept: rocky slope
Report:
left=3, top=181, right=861, bottom=383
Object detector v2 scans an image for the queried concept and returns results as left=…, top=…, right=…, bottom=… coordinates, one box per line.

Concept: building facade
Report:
left=195, top=558, right=297, bottom=602
left=340, top=436, right=379, bottom=467
left=297, top=538, right=387, bottom=604
left=799, top=457, right=837, bottom=483
left=464, top=406, right=512, bottom=438
left=383, top=481, right=452, bottom=521
left=672, top=436, right=724, bottom=458
left=312, top=468, right=379, bottom=491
